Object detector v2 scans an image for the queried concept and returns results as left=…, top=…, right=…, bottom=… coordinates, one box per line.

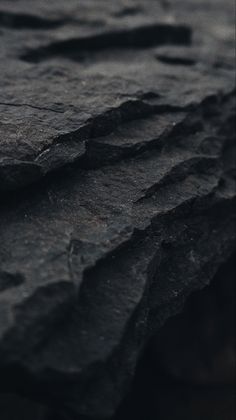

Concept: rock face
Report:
left=115, top=255, right=236, bottom=420
left=0, top=0, right=235, bottom=419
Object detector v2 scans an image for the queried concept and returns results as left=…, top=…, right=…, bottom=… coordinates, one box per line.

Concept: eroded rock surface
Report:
left=0, top=0, right=235, bottom=419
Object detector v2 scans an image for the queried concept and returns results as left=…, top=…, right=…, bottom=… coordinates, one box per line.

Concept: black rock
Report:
left=0, top=0, right=235, bottom=419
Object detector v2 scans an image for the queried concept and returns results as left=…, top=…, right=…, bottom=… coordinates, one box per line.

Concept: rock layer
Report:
left=0, top=0, right=235, bottom=419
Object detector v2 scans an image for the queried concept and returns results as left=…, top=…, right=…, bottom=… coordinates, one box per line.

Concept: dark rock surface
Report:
left=115, top=255, right=236, bottom=420
left=0, top=0, right=235, bottom=419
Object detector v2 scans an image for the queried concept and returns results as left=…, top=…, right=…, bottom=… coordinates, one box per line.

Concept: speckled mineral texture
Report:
left=0, top=0, right=235, bottom=419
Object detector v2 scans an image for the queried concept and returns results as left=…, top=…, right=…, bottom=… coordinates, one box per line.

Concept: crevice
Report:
left=156, top=55, right=196, bottom=66
left=20, top=23, right=192, bottom=63
left=0, top=272, right=25, bottom=292
left=0, top=10, right=64, bottom=29
left=0, top=102, right=64, bottom=114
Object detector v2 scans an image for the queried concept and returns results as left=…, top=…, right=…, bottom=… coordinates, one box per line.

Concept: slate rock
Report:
left=0, top=0, right=235, bottom=419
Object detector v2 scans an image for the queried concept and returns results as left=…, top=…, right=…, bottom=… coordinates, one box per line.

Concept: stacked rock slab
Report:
left=0, top=0, right=235, bottom=418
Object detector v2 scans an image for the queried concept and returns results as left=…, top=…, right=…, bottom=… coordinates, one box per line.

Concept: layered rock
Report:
left=0, top=0, right=235, bottom=419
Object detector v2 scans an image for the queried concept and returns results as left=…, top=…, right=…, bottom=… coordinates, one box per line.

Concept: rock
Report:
left=152, top=254, right=236, bottom=386
left=115, top=255, right=236, bottom=420
left=0, top=0, right=235, bottom=419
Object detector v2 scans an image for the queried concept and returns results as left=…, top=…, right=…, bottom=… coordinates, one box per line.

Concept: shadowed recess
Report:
left=0, top=10, right=64, bottom=29
left=20, top=23, right=192, bottom=62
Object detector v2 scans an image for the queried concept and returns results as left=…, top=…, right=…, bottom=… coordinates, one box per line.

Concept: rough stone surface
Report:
left=0, top=0, right=235, bottom=419
left=115, top=255, right=236, bottom=420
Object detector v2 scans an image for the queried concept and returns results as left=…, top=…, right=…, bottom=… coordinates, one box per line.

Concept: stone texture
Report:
left=115, top=255, right=236, bottom=420
left=0, top=0, right=235, bottom=419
